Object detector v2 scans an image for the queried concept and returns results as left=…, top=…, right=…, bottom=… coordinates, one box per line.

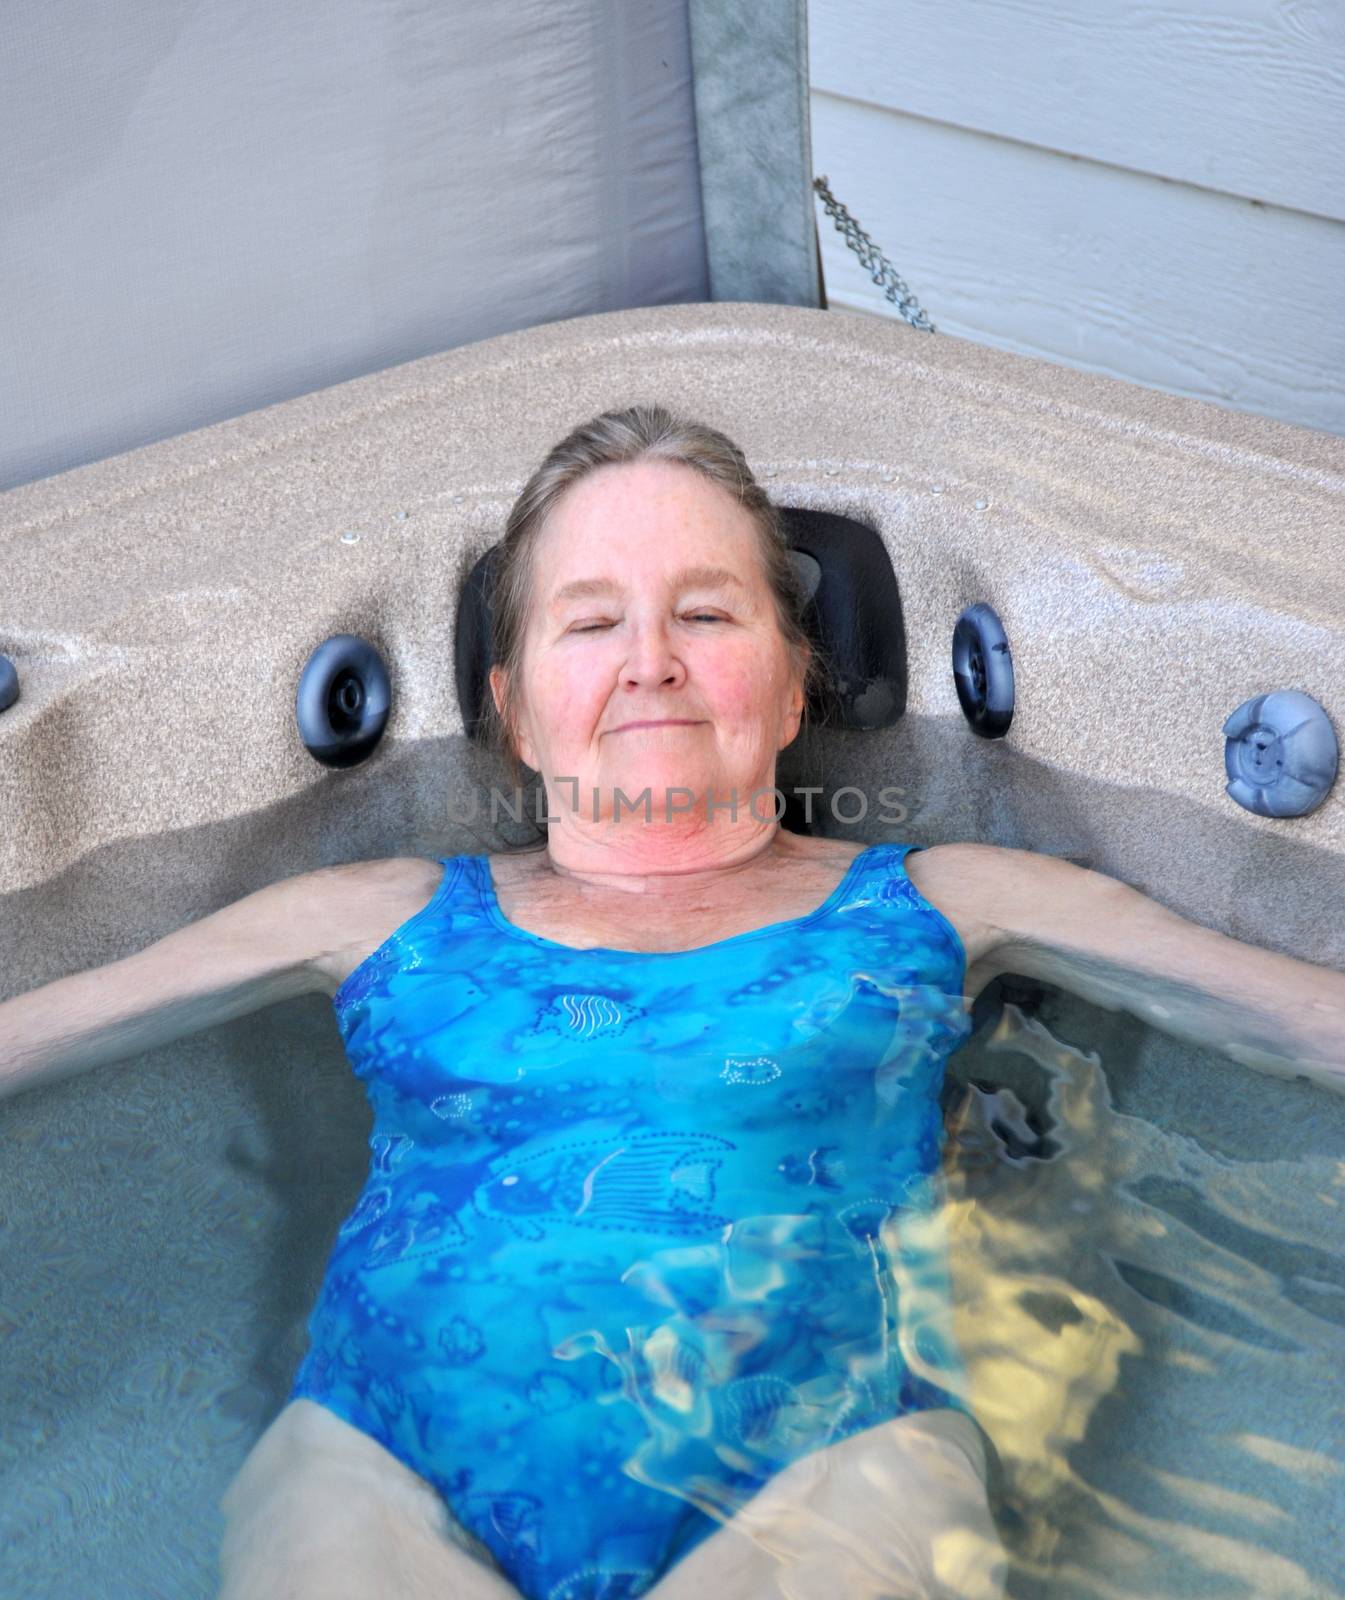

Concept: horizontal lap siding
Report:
left=809, top=0, right=1345, bottom=435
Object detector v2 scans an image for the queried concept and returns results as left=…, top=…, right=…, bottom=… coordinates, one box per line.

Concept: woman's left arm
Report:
left=959, top=844, right=1345, bottom=1095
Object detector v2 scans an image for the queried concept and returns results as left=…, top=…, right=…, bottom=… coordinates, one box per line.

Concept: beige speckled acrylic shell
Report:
left=3, top=300, right=1342, bottom=965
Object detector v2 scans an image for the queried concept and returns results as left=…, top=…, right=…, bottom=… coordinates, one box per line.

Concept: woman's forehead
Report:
left=541, top=470, right=757, bottom=571
left=548, top=458, right=744, bottom=532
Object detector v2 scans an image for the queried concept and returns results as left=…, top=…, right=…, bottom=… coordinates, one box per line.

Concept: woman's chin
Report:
left=614, top=775, right=774, bottom=824
left=572, top=761, right=719, bottom=815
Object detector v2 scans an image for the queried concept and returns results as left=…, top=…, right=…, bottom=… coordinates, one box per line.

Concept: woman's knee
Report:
left=217, top=1400, right=520, bottom=1600
left=847, top=1415, right=1009, bottom=1600
left=649, top=1412, right=1008, bottom=1600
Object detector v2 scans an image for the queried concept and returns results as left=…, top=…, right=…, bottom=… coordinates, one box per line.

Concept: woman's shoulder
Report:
left=901, top=840, right=1042, bottom=903
left=907, top=840, right=1087, bottom=890
left=300, top=856, right=455, bottom=993
left=305, top=854, right=449, bottom=901
left=902, top=842, right=1091, bottom=970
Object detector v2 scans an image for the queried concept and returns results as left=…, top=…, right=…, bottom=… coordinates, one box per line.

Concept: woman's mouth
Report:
left=610, top=720, right=703, bottom=732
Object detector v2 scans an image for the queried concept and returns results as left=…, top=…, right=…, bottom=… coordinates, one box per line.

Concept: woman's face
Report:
left=492, top=458, right=806, bottom=825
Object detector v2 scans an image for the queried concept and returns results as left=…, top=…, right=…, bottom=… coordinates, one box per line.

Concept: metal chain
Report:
left=812, top=175, right=936, bottom=332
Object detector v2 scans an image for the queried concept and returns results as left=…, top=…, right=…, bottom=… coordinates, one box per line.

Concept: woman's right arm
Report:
left=0, top=865, right=349, bottom=1104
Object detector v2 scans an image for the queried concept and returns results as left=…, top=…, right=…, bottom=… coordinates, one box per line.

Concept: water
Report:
left=943, top=986, right=1345, bottom=1598
left=2, top=976, right=1342, bottom=1598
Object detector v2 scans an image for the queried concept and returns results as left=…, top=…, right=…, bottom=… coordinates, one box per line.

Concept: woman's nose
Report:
left=620, top=621, right=686, bottom=687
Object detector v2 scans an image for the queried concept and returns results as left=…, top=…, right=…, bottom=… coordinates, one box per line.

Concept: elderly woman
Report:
left=3, top=405, right=1342, bottom=1600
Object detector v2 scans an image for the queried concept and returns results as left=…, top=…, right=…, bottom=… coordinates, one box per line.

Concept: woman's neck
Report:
left=530, top=817, right=805, bottom=902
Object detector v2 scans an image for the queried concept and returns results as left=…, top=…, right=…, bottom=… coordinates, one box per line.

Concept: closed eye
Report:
left=568, top=614, right=726, bottom=633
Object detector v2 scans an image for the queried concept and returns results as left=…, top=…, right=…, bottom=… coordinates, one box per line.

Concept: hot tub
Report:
left=2, top=301, right=1342, bottom=1598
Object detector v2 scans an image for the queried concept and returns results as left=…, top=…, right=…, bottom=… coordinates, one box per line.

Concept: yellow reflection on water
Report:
left=936, top=1002, right=1345, bottom=1599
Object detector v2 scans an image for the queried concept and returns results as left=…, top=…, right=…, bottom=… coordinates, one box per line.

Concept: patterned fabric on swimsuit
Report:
left=289, top=841, right=976, bottom=1600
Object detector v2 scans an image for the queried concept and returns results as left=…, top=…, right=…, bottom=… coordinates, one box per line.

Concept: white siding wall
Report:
left=809, top=0, right=1345, bottom=437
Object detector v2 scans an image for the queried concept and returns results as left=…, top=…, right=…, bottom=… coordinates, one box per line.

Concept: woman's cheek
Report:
left=709, top=650, right=771, bottom=721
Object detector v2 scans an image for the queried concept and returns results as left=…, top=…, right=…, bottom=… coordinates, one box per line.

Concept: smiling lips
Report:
left=610, top=720, right=703, bottom=733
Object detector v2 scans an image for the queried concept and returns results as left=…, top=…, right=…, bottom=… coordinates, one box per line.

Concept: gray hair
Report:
left=480, top=402, right=834, bottom=789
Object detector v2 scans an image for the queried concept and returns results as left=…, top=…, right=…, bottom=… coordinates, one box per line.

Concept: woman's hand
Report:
left=947, top=844, right=1345, bottom=1095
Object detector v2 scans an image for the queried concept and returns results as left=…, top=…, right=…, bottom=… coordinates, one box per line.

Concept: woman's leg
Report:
left=646, top=1407, right=1009, bottom=1600
left=217, top=1399, right=525, bottom=1600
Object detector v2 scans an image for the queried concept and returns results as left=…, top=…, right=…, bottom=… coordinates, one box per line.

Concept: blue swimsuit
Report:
left=289, top=842, right=975, bottom=1600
